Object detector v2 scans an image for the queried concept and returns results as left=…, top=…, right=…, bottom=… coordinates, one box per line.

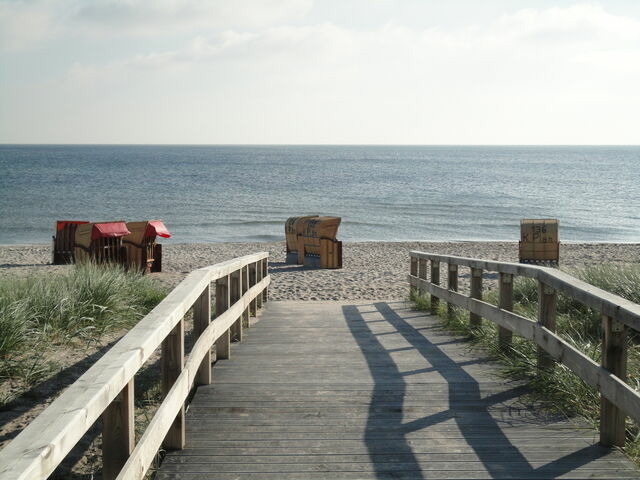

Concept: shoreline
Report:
left=2, top=239, right=640, bottom=247
left=0, top=235, right=640, bottom=248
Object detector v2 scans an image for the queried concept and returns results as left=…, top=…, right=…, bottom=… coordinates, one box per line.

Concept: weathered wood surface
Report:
left=157, top=301, right=638, bottom=479
left=0, top=252, right=269, bottom=480
left=410, top=277, right=640, bottom=425
left=409, top=251, right=640, bottom=331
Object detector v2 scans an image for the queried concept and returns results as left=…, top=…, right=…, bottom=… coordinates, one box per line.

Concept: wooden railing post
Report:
left=470, top=267, right=483, bottom=327
left=600, top=314, right=628, bottom=447
left=262, top=258, right=268, bottom=303
left=498, top=273, right=513, bottom=351
left=417, top=258, right=427, bottom=295
left=102, top=380, right=134, bottom=480
left=447, top=263, right=458, bottom=318
left=242, top=266, right=250, bottom=328
left=230, top=269, right=242, bottom=342
left=215, top=275, right=231, bottom=360
left=430, top=260, right=440, bottom=315
left=256, top=260, right=264, bottom=309
left=194, top=283, right=212, bottom=385
left=161, top=318, right=185, bottom=450
left=410, top=257, right=418, bottom=296
left=537, top=281, right=557, bottom=371
left=249, top=262, right=257, bottom=316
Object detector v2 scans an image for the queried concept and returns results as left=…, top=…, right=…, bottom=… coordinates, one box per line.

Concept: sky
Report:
left=1, top=0, right=640, bottom=144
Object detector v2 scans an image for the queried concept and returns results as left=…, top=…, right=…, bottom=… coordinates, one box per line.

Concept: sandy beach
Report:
left=2, top=241, right=639, bottom=300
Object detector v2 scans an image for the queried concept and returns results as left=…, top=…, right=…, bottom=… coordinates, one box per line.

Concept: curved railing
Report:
left=409, top=251, right=640, bottom=448
left=0, top=252, right=270, bottom=480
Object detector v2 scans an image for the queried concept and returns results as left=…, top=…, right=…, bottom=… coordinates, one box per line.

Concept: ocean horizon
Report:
left=1, top=145, right=638, bottom=245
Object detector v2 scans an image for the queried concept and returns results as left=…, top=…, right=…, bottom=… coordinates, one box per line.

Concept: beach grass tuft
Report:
left=411, top=263, right=640, bottom=464
left=0, top=263, right=167, bottom=389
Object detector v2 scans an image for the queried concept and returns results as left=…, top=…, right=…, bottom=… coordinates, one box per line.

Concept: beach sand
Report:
left=2, top=241, right=639, bottom=300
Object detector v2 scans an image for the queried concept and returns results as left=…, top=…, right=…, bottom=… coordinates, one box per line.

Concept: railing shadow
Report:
left=342, top=301, right=608, bottom=479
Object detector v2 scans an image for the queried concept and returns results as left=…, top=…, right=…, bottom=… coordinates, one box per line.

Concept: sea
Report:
left=0, top=145, right=638, bottom=245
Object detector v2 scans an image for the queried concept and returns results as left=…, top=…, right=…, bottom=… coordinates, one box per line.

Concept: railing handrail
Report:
left=410, top=251, right=640, bottom=331
left=0, top=252, right=270, bottom=480
left=409, top=250, right=639, bottom=449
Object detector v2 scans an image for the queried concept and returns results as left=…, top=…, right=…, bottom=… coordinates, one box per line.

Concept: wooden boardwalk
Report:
left=157, top=300, right=639, bottom=480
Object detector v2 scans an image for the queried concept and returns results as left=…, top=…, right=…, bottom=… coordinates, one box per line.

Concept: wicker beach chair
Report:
left=52, top=220, right=89, bottom=264
left=285, top=216, right=342, bottom=269
left=519, top=219, right=560, bottom=265
left=74, top=222, right=130, bottom=265
left=285, top=216, right=319, bottom=263
left=123, top=220, right=171, bottom=273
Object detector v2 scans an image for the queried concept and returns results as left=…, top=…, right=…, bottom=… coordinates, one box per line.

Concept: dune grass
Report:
left=412, top=263, right=640, bottom=462
left=0, top=263, right=167, bottom=388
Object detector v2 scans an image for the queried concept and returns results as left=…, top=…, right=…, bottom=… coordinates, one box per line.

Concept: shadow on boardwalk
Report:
left=158, top=300, right=636, bottom=480
left=342, top=302, right=608, bottom=480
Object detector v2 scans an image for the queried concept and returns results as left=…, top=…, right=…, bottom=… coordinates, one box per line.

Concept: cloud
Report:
left=494, top=4, right=640, bottom=45
left=94, top=2, right=639, bottom=86
left=73, top=0, right=313, bottom=33
left=4, top=2, right=640, bottom=143
left=0, top=0, right=62, bottom=50
left=0, top=0, right=313, bottom=50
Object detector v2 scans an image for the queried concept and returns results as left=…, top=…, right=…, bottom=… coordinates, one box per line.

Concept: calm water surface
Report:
left=0, top=145, right=638, bottom=244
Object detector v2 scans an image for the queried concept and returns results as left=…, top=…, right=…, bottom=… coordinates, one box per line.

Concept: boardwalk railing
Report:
left=409, top=251, right=640, bottom=449
left=0, top=252, right=270, bottom=480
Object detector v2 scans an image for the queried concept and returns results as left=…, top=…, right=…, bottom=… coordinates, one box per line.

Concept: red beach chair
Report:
left=74, top=222, right=130, bottom=265
left=123, top=220, right=171, bottom=273
left=52, top=220, right=89, bottom=264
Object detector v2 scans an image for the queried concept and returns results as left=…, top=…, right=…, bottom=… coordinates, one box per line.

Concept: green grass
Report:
left=411, top=263, right=640, bottom=462
left=0, top=263, right=167, bottom=385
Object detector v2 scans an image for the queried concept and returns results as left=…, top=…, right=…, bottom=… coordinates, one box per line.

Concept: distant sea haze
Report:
left=0, top=145, right=638, bottom=245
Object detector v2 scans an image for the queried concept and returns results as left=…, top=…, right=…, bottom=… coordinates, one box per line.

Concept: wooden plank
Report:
left=156, top=300, right=639, bottom=480
left=262, top=258, right=268, bottom=303
left=296, top=236, right=305, bottom=265
left=162, top=318, right=185, bottom=450
left=256, top=259, right=264, bottom=309
left=469, top=268, right=482, bottom=327
left=249, top=263, right=257, bottom=317
left=410, top=251, right=640, bottom=331
left=116, top=277, right=270, bottom=480
left=241, top=266, right=250, bottom=328
left=102, top=380, right=135, bottom=480
left=430, top=260, right=440, bottom=315
left=215, top=275, right=231, bottom=360
left=416, top=278, right=640, bottom=426
left=410, top=257, right=418, bottom=296
left=0, top=252, right=268, bottom=480
left=537, top=281, right=556, bottom=371
left=410, top=251, right=538, bottom=277
left=447, top=263, right=458, bottom=319
left=320, top=238, right=328, bottom=269
left=194, top=284, right=212, bottom=386
left=538, top=269, right=640, bottom=331
left=417, top=259, right=427, bottom=296
left=600, top=315, right=628, bottom=447
left=0, top=250, right=269, bottom=480
left=230, top=270, right=242, bottom=342
left=498, top=273, right=513, bottom=352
